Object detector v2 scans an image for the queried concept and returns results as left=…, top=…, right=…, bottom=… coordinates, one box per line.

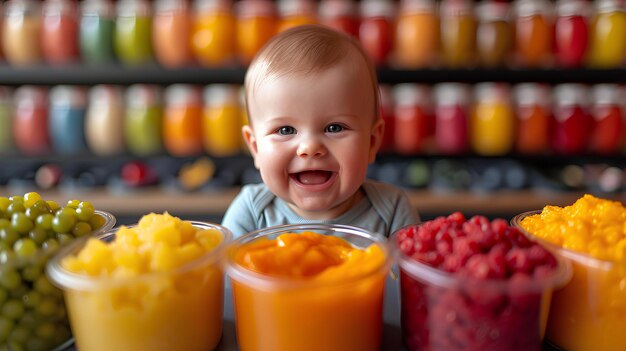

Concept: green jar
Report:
left=125, top=84, right=163, bottom=156
left=114, top=0, right=152, bottom=65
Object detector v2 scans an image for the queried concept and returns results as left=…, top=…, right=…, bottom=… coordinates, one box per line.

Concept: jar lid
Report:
left=194, top=0, right=232, bottom=13
left=81, top=0, right=114, bottom=16
left=203, top=84, right=240, bottom=106
left=50, top=86, right=87, bottom=107
left=14, top=86, right=48, bottom=108
left=556, top=0, right=590, bottom=17
left=360, top=0, right=394, bottom=18
left=553, top=83, right=589, bottom=106
left=89, top=85, right=123, bottom=105
left=154, top=0, right=189, bottom=14
left=596, top=0, right=624, bottom=13
left=440, top=0, right=473, bottom=17
left=4, top=0, right=40, bottom=17
left=393, top=84, right=430, bottom=107
left=399, top=0, right=435, bottom=14
left=434, top=83, right=471, bottom=106
left=592, top=84, right=622, bottom=105
left=474, top=82, right=511, bottom=103
left=43, top=0, right=77, bottom=16
left=513, top=83, right=551, bottom=106
left=127, top=84, right=161, bottom=107
left=165, top=84, right=202, bottom=106
left=513, top=0, right=552, bottom=17
left=236, top=0, right=276, bottom=18
left=476, top=1, right=510, bottom=21
left=319, top=0, right=356, bottom=19
left=116, top=0, right=151, bottom=17
left=278, top=0, right=317, bottom=17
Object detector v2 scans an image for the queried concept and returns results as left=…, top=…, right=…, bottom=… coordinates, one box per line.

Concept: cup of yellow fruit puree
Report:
left=512, top=194, right=626, bottom=351
left=225, top=224, right=392, bottom=351
left=46, top=212, right=232, bottom=351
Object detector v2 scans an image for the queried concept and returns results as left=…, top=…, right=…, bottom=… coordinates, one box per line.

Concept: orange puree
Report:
left=59, top=213, right=229, bottom=351
left=519, top=195, right=626, bottom=351
left=230, top=231, right=389, bottom=351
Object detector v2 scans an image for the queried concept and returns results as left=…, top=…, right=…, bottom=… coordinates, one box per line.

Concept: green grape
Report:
left=76, top=202, right=95, bottom=221
left=33, top=277, right=55, bottom=295
left=55, top=234, right=73, bottom=246
left=8, top=196, right=23, bottom=204
left=20, top=266, right=41, bottom=283
left=2, top=299, right=25, bottom=320
left=45, top=201, right=59, bottom=213
left=0, top=316, right=14, bottom=342
left=27, top=229, right=47, bottom=246
left=24, top=208, right=42, bottom=222
left=35, top=297, right=56, bottom=317
left=6, top=341, right=23, bottom=351
left=41, top=239, right=59, bottom=254
left=6, top=203, right=25, bottom=217
left=8, top=284, right=27, bottom=300
left=0, top=250, right=17, bottom=266
left=0, top=228, right=19, bottom=246
left=11, top=213, right=34, bottom=235
left=51, top=214, right=75, bottom=234
left=90, top=214, right=106, bottom=230
left=0, top=288, right=7, bottom=305
left=20, top=291, right=41, bottom=309
left=31, top=201, right=50, bottom=215
left=0, top=198, right=10, bottom=212
left=34, top=214, right=53, bottom=231
left=72, top=222, right=92, bottom=237
left=0, top=210, right=4, bottom=220
left=22, top=193, right=41, bottom=209
left=65, top=200, right=80, bottom=209
left=13, top=239, right=36, bottom=259
left=35, top=323, right=55, bottom=340
left=0, top=269, right=21, bottom=290
left=0, top=242, right=8, bottom=251
left=8, top=325, right=29, bottom=344
left=0, top=219, right=10, bottom=229
left=17, top=312, right=36, bottom=329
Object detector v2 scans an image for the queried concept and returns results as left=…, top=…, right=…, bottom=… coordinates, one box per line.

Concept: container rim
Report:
left=46, top=221, right=233, bottom=291
left=390, top=223, right=573, bottom=291
left=511, top=210, right=615, bottom=271
left=224, top=223, right=394, bottom=291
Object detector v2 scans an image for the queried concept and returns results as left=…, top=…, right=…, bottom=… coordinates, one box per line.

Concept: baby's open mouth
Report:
left=292, top=170, right=333, bottom=185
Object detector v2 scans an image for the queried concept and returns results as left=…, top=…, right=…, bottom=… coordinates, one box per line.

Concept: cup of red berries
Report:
left=392, top=212, right=572, bottom=351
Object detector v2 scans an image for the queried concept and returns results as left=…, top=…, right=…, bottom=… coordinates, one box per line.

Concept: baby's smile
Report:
left=290, top=170, right=336, bottom=186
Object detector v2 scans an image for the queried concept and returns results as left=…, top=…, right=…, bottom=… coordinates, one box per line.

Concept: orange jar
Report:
left=512, top=0, right=553, bottom=67
left=471, top=82, right=514, bottom=156
left=41, top=0, right=80, bottom=65
left=394, top=0, right=438, bottom=68
left=191, top=0, right=236, bottom=67
left=163, top=84, right=203, bottom=156
left=2, top=0, right=42, bottom=66
left=476, top=1, right=512, bottom=67
left=587, top=0, right=626, bottom=68
left=513, top=83, right=551, bottom=155
left=277, top=0, right=317, bottom=33
left=319, top=0, right=359, bottom=37
left=226, top=225, right=392, bottom=351
left=439, top=0, right=476, bottom=68
left=236, top=0, right=277, bottom=65
left=153, top=0, right=192, bottom=68
left=202, top=84, right=244, bottom=156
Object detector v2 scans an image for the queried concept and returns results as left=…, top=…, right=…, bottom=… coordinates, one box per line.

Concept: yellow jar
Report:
left=191, top=0, right=236, bottom=67
left=587, top=0, right=626, bottom=68
left=471, top=82, right=514, bottom=155
left=202, top=84, right=244, bottom=156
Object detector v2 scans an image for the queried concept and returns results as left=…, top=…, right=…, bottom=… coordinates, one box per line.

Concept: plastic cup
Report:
left=391, top=224, right=571, bottom=351
left=47, top=221, right=232, bottom=351
left=225, top=224, right=392, bottom=351
left=512, top=210, right=626, bottom=351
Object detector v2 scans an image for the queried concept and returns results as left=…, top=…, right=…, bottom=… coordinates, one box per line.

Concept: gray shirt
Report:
left=221, top=180, right=419, bottom=238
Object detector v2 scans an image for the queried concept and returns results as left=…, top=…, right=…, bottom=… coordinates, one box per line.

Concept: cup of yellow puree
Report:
left=225, top=224, right=392, bottom=351
left=46, top=212, right=232, bottom=351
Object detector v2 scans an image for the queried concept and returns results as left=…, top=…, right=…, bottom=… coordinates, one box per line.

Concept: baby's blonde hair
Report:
left=244, top=25, right=380, bottom=123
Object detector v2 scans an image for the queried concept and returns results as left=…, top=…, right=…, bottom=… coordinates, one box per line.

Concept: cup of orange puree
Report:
left=225, top=224, right=393, bottom=351
left=46, top=212, right=233, bottom=351
left=512, top=194, right=626, bottom=351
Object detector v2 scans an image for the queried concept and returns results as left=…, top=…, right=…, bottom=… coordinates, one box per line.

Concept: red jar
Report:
left=590, top=84, right=623, bottom=154
left=13, top=86, right=51, bottom=155
left=393, top=84, right=432, bottom=154
left=513, top=83, right=551, bottom=155
left=554, top=0, right=589, bottom=68
left=359, top=0, right=394, bottom=66
left=319, top=0, right=359, bottom=37
left=433, top=83, right=470, bottom=155
left=42, top=0, right=80, bottom=64
left=551, top=84, right=591, bottom=155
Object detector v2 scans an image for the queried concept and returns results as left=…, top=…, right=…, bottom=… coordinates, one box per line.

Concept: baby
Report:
left=222, top=25, right=419, bottom=237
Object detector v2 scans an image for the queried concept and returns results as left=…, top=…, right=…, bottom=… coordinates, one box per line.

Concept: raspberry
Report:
left=399, top=237, right=415, bottom=256
left=447, top=211, right=466, bottom=225
left=527, top=244, right=556, bottom=268
left=443, top=254, right=463, bottom=273
left=464, top=254, right=491, bottom=279
left=453, top=237, right=480, bottom=262
left=412, top=251, right=443, bottom=267
left=487, top=248, right=507, bottom=279
left=436, top=241, right=452, bottom=256
left=506, top=248, right=533, bottom=274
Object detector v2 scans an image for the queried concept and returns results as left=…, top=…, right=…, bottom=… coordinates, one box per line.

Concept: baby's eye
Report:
left=326, top=124, right=344, bottom=133
left=277, top=126, right=296, bottom=135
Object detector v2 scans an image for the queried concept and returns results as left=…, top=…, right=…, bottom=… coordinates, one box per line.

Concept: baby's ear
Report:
left=242, top=125, right=260, bottom=169
left=368, top=118, right=384, bottom=163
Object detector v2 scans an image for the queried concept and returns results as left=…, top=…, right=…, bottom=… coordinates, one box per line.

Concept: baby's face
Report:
left=244, top=59, right=382, bottom=219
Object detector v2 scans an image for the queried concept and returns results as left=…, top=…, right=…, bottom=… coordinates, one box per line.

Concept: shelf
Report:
left=2, top=187, right=622, bottom=217
left=1, top=64, right=625, bottom=86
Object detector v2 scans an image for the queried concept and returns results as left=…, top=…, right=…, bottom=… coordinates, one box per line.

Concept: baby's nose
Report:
left=296, top=137, right=326, bottom=158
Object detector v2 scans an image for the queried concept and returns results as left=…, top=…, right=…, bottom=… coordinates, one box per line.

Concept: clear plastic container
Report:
left=512, top=211, right=626, bottom=351
left=392, top=224, right=571, bottom=351
left=225, top=224, right=392, bottom=351
left=47, top=221, right=232, bottom=351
